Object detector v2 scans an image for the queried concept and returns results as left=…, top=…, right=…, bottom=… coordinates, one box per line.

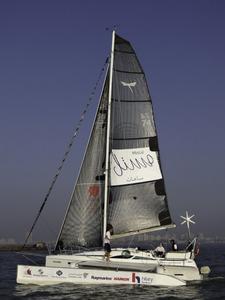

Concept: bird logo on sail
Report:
left=120, top=81, right=136, bottom=93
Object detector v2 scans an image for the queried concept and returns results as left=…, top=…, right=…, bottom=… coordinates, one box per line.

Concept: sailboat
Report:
left=17, top=31, right=209, bottom=286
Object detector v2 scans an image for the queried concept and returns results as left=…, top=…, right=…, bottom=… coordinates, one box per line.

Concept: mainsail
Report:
left=57, top=33, right=173, bottom=248
left=108, top=34, right=173, bottom=238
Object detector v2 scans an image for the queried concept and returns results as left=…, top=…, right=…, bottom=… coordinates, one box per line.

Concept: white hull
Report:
left=16, top=248, right=203, bottom=286
left=17, top=264, right=185, bottom=286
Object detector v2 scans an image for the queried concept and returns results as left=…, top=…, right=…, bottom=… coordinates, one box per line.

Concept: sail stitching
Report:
left=112, top=98, right=150, bottom=103
left=111, top=136, right=151, bottom=141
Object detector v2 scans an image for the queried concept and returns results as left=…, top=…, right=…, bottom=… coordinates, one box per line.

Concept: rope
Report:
left=20, top=253, right=39, bottom=265
left=22, top=57, right=109, bottom=249
left=127, top=232, right=137, bottom=249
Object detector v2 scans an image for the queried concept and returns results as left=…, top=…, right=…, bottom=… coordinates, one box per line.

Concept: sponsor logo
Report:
left=110, top=147, right=162, bottom=186
left=26, top=268, right=32, bottom=275
left=132, top=273, right=140, bottom=284
left=56, top=270, right=63, bottom=276
left=141, top=276, right=153, bottom=284
left=91, top=275, right=112, bottom=281
left=88, top=185, right=99, bottom=198
left=68, top=273, right=83, bottom=279
left=120, top=81, right=137, bottom=93
left=111, top=151, right=154, bottom=177
left=113, top=277, right=129, bottom=281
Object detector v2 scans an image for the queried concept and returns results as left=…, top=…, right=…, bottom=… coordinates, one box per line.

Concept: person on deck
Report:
left=104, top=224, right=113, bottom=262
left=170, top=239, right=178, bottom=251
left=154, top=243, right=166, bottom=257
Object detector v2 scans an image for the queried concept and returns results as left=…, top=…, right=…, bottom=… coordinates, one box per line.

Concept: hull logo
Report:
left=26, top=268, right=32, bottom=275
left=132, top=272, right=140, bottom=284
left=56, top=270, right=63, bottom=276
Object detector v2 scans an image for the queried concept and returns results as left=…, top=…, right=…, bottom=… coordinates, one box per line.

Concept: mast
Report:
left=103, top=30, right=115, bottom=243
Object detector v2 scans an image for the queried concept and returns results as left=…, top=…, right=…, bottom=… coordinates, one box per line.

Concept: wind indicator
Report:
left=180, top=211, right=195, bottom=239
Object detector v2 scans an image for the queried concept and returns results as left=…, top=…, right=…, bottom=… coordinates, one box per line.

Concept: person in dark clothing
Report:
left=170, top=239, right=178, bottom=251
left=104, top=224, right=113, bottom=261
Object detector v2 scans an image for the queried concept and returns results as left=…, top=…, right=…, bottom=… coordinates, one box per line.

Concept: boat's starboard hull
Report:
left=17, top=265, right=186, bottom=286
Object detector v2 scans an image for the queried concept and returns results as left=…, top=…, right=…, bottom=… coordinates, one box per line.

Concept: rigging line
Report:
left=127, top=231, right=138, bottom=249
left=22, top=57, right=109, bottom=250
left=20, top=253, right=39, bottom=265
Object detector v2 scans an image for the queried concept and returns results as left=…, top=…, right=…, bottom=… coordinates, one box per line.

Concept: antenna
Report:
left=105, top=25, right=119, bottom=32
left=180, top=211, right=195, bottom=239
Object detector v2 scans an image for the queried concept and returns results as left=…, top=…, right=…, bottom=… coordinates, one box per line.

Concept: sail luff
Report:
left=103, top=30, right=115, bottom=243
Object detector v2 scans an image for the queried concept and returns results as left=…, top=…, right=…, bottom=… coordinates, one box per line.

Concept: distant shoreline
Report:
left=1, top=240, right=225, bottom=252
left=0, top=244, right=47, bottom=252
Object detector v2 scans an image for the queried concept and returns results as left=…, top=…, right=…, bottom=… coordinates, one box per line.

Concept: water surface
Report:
left=0, top=244, right=224, bottom=299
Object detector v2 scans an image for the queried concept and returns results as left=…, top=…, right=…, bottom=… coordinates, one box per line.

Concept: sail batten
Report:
left=114, top=69, right=144, bottom=74
left=112, top=99, right=151, bottom=103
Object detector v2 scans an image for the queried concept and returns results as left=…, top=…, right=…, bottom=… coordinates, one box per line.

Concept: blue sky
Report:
left=0, top=0, right=225, bottom=242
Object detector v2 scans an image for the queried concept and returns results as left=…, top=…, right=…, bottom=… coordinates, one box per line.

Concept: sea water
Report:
left=0, top=243, right=225, bottom=300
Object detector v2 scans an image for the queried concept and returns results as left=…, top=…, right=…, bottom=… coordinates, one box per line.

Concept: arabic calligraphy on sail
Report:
left=110, top=147, right=162, bottom=186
